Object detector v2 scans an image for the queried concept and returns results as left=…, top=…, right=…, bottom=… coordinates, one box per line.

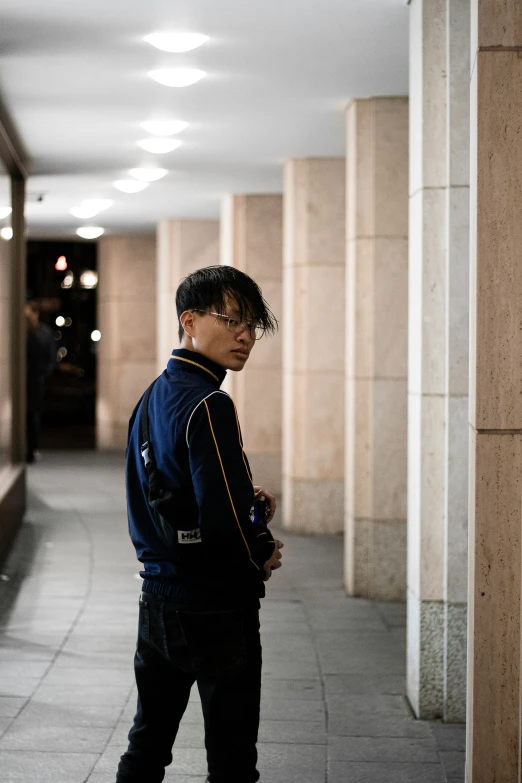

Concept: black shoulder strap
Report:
left=139, top=380, right=157, bottom=470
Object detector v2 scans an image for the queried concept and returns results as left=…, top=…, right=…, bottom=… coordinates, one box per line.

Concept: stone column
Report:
left=467, top=1, right=522, bottom=779
left=157, top=219, right=220, bottom=373
left=443, top=0, right=470, bottom=725
left=282, top=157, right=345, bottom=534
left=220, top=195, right=283, bottom=495
left=97, top=234, right=157, bottom=450
left=344, top=98, right=408, bottom=602
left=407, top=0, right=470, bottom=721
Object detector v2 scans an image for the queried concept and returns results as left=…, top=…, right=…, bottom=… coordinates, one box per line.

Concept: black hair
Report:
left=176, top=265, right=278, bottom=342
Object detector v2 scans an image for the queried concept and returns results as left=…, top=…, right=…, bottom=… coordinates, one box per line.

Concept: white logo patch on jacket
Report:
left=177, top=528, right=202, bottom=544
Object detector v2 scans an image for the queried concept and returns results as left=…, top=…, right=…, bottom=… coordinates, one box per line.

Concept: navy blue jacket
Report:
left=126, top=348, right=276, bottom=603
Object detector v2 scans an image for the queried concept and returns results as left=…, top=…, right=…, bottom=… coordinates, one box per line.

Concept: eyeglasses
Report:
left=192, top=310, right=265, bottom=340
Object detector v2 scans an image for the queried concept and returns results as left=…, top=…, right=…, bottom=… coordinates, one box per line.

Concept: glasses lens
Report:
left=226, top=318, right=242, bottom=334
left=223, top=315, right=264, bottom=340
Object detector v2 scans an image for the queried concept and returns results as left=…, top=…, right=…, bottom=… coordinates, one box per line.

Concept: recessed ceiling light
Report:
left=76, top=227, right=105, bottom=239
left=0, top=227, right=12, bottom=241
left=140, top=120, right=189, bottom=136
left=70, top=199, right=113, bottom=219
left=0, top=207, right=12, bottom=220
left=148, top=69, right=206, bottom=87
left=137, top=138, right=182, bottom=154
left=144, top=32, right=209, bottom=53
left=113, top=180, right=150, bottom=193
left=128, top=168, right=168, bottom=182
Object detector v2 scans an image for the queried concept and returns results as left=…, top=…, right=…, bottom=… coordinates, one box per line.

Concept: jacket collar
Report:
left=167, top=348, right=227, bottom=388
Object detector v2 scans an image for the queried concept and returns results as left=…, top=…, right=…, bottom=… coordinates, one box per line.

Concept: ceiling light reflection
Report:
left=70, top=199, right=113, bottom=219
left=148, top=69, right=206, bottom=87
left=137, top=138, right=182, bottom=154
left=140, top=120, right=189, bottom=136
left=144, top=32, right=209, bottom=53
left=128, top=168, right=168, bottom=182
left=113, top=180, right=149, bottom=193
left=76, top=227, right=105, bottom=239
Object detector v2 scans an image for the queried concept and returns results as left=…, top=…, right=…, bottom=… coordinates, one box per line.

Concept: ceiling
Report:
left=0, top=0, right=409, bottom=235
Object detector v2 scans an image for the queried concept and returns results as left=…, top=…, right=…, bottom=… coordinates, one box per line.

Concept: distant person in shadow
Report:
left=25, top=301, right=56, bottom=463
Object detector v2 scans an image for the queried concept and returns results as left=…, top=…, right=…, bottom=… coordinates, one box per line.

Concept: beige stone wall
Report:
left=97, top=234, right=157, bottom=450
left=221, top=195, right=283, bottom=495
left=467, top=0, right=522, bottom=778
left=344, top=97, right=408, bottom=602
left=157, top=219, right=220, bottom=374
left=282, top=157, right=345, bottom=533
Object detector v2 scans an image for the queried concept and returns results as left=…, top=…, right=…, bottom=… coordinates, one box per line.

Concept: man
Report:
left=116, top=266, right=283, bottom=783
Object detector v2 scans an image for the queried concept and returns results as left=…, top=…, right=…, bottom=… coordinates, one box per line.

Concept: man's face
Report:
left=181, top=298, right=256, bottom=371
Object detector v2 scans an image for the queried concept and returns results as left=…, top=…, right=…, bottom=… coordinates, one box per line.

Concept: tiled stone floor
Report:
left=0, top=452, right=465, bottom=782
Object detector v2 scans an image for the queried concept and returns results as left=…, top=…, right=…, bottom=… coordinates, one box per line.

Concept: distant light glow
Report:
left=140, top=120, right=188, bottom=136
left=55, top=256, right=68, bottom=271
left=55, top=316, right=65, bottom=327
left=113, top=179, right=149, bottom=194
left=64, top=317, right=72, bottom=327
left=0, top=227, right=13, bottom=241
left=128, top=168, right=168, bottom=182
left=91, top=330, right=101, bottom=342
left=61, top=271, right=74, bottom=289
left=76, top=227, right=104, bottom=239
left=148, top=69, right=206, bottom=88
left=137, top=138, right=182, bottom=154
left=144, top=32, right=209, bottom=53
left=57, top=346, right=68, bottom=361
left=0, top=207, right=12, bottom=220
left=80, top=270, right=98, bottom=289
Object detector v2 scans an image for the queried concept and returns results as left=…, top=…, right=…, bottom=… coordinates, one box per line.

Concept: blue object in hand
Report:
left=250, top=496, right=268, bottom=524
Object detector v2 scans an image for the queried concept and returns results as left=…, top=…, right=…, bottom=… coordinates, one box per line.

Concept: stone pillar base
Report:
left=407, top=595, right=444, bottom=720
left=444, top=602, right=467, bottom=723
left=282, top=477, right=344, bottom=534
left=346, top=517, right=406, bottom=601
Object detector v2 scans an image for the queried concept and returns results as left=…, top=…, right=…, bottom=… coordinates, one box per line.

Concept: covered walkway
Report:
left=0, top=453, right=463, bottom=783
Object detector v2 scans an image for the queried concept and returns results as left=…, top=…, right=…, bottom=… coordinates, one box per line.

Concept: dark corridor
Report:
left=26, top=240, right=98, bottom=450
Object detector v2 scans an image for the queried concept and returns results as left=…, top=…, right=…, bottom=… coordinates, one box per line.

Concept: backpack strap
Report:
left=139, top=380, right=157, bottom=473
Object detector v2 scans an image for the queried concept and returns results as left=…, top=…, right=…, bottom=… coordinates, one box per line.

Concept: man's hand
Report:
left=262, top=540, right=283, bottom=581
left=254, top=485, right=277, bottom=523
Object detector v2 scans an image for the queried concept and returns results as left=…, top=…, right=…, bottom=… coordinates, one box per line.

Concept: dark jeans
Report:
left=115, top=591, right=262, bottom=783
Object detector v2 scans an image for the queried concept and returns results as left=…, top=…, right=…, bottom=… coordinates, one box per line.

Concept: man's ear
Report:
left=180, top=310, right=195, bottom=338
